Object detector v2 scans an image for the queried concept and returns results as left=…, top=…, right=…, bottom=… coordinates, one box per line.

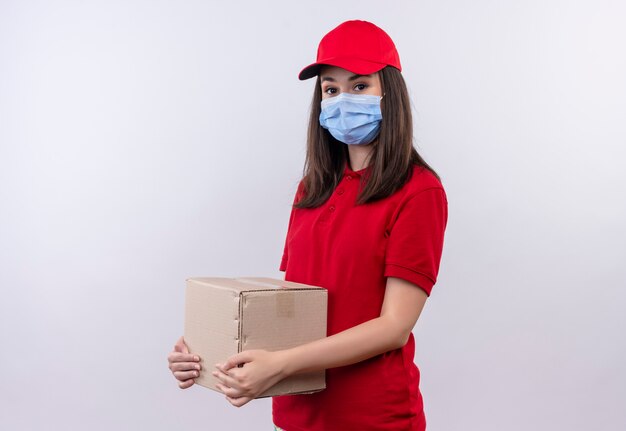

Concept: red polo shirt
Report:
left=273, top=161, right=448, bottom=431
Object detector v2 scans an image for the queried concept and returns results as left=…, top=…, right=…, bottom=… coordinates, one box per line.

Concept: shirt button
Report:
left=337, top=188, right=344, bottom=195
left=329, top=205, right=335, bottom=212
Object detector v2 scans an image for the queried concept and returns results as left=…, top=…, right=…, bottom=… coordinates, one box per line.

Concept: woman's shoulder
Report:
left=402, top=164, right=445, bottom=196
left=295, top=179, right=306, bottom=201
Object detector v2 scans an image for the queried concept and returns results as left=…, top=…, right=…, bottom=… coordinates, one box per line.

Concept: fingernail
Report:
left=194, top=371, right=199, bottom=377
left=194, top=356, right=200, bottom=361
left=195, top=365, right=201, bottom=370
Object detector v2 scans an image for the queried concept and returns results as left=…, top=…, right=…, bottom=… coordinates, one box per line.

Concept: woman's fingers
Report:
left=174, top=336, right=189, bottom=353
left=169, top=361, right=202, bottom=372
left=212, top=369, right=239, bottom=389
left=169, top=336, right=200, bottom=389
left=226, top=394, right=252, bottom=408
left=174, top=370, right=200, bottom=381
left=220, top=350, right=253, bottom=371
left=168, top=351, right=199, bottom=364
left=178, top=378, right=195, bottom=389
left=216, top=382, right=243, bottom=398
left=216, top=381, right=252, bottom=407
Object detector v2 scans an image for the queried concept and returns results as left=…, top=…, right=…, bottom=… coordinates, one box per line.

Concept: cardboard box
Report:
left=184, top=276, right=327, bottom=397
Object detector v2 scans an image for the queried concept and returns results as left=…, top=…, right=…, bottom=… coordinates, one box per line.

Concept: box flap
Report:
left=186, top=277, right=325, bottom=293
left=235, top=277, right=325, bottom=291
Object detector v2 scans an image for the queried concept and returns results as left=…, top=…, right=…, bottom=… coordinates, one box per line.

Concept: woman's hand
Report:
left=213, top=349, right=287, bottom=407
left=167, top=336, right=201, bottom=389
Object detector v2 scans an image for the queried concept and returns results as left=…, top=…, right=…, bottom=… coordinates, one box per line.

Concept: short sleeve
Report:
left=384, top=188, right=448, bottom=296
left=279, top=180, right=305, bottom=272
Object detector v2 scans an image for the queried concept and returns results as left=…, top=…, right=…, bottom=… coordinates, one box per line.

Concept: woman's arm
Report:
left=281, top=276, right=427, bottom=375
left=213, top=276, right=428, bottom=407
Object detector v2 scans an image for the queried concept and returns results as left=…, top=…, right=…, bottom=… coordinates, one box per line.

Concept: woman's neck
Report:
left=347, top=143, right=374, bottom=171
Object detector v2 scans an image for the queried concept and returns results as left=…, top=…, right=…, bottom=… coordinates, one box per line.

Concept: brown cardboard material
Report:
left=184, top=276, right=327, bottom=398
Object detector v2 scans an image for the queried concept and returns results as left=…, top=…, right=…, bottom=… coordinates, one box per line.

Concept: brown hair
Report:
left=295, top=66, right=440, bottom=209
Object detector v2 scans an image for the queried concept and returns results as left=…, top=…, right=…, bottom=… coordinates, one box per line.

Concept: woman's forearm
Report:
left=277, top=277, right=428, bottom=378
left=278, top=315, right=406, bottom=378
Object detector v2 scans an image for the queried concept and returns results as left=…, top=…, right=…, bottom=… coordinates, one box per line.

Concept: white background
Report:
left=1, top=1, right=625, bottom=430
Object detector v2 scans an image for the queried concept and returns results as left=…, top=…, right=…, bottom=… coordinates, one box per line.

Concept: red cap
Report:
left=299, top=20, right=402, bottom=80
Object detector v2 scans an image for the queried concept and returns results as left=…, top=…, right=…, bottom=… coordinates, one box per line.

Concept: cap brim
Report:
left=298, top=57, right=388, bottom=80
left=298, top=63, right=322, bottom=80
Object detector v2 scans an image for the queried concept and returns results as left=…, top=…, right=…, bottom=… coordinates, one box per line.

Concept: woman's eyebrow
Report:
left=348, top=74, right=373, bottom=81
left=320, top=74, right=373, bottom=83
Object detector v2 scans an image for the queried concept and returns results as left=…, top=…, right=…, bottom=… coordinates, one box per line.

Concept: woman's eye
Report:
left=354, top=83, right=367, bottom=91
left=324, top=87, right=337, bottom=95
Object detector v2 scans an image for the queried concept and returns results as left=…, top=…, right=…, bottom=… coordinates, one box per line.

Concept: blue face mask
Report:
left=319, top=93, right=383, bottom=145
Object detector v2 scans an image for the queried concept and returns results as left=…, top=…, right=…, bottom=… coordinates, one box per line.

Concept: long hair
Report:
left=295, top=66, right=439, bottom=209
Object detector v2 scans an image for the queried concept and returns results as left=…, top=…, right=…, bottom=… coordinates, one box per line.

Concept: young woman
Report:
left=168, top=20, right=448, bottom=431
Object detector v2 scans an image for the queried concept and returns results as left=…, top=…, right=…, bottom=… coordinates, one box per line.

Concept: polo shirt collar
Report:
left=343, top=160, right=371, bottom=178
